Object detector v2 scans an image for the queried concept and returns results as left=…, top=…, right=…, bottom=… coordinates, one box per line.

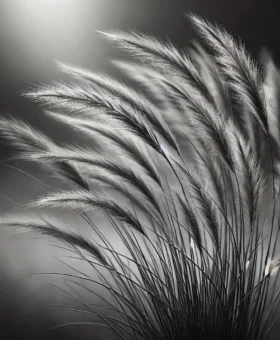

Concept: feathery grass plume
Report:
left=1, top=13, right=280, bottom=340
left=114, top=58, right=237, bottom=174
left=262, top=50, right=280, bottom=189
left=0, top=117, right=89, bottom=190
left=56, top=62, right=181, bottom=155
left=188, top=14, right=268, bottom=134
left=44, top=111, right=162, bottom=187
left=23, top=145, right=163, bottom=217
left=187, top=14, right=273, bottom=180
left=24, top=80, right=164, bottom=156
left=30, top=189, right=146, bottom=235
left=1, top=217, right=108, bottom=265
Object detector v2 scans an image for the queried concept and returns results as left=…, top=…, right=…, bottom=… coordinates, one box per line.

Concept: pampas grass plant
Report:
left=1, top=13, right=280, bottom=339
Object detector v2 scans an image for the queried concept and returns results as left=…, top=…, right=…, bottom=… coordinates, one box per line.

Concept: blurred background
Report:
left=0, top=0, right=279, bottom=339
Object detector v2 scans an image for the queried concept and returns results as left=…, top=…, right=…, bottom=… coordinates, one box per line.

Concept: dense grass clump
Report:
left=1, top=14, right=280, bottom=339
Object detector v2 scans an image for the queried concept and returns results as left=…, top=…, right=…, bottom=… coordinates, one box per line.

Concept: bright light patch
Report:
left=264, top=257, right=280, bottom=276
left=4, top=0, right=100, bottom=76
left=190, top=238, right=195, bottom=249
left=265, top=257, right=272, bottom=276
left=39, top=0, right=57, bottom=3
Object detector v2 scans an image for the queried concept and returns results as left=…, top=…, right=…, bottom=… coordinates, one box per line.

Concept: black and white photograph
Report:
left=1, top=1, right=280, bottom=339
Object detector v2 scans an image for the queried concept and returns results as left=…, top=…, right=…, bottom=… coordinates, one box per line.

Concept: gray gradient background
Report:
left=0, top=0, right=279, bottom=339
